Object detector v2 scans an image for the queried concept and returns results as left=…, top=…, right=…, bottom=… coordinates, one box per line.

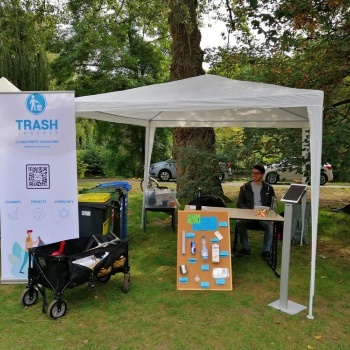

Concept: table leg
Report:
left=233, top=223, right=238, bottom=253
left=268, top=222, right=280, bottom=278
left=172, top=208, right=176, bottom=231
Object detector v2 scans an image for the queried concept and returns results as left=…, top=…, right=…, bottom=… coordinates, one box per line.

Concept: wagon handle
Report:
left=83, top=234, right=121, bottom=252
left=93, top=233, right=120, bottom=245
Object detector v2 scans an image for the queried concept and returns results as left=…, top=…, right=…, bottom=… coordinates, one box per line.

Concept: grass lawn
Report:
left=1, top=179, right=350, bottom=349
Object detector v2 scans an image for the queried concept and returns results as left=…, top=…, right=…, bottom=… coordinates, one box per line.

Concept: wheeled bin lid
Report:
left=96, top=181, right=132, bottom=192
left=78, top=193, right=111, bottom=204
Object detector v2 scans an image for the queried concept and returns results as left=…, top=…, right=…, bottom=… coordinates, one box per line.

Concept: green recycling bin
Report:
left=78, top=193, right=112, bottom=238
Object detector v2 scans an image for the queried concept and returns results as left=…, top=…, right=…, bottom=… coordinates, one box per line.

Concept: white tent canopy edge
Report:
left=75, top=74, right=323, bottom=319
left=0, top=77, right=20, bottom=92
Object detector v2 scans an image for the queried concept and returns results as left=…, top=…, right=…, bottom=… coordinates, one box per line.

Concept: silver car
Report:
left=149, top=158, right=177, bottom=181
left=149, top=158, right=232, bottom=182
left=264, top=160, right=333, bottom=186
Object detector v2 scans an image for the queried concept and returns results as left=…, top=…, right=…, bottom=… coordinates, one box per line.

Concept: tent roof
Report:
left=75, top=74, right=323, bottom=128
left=0, top=77, right=20, bottom=92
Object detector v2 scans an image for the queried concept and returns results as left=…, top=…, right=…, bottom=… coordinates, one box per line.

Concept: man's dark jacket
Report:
left=237, top=181, right=275, bottom=209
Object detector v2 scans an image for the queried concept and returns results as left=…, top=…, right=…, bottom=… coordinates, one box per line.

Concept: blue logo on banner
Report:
left=26, top=93, right=47, bottom=115
left=16, top=93, right=58, bottom=131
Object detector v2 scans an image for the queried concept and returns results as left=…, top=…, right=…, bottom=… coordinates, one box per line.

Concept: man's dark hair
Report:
left=253, top=164, right=265, bottom=175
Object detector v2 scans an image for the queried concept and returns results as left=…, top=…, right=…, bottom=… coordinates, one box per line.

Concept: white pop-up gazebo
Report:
left=75, top=74, right=324, bottom=318
left=0, top=77, right=20, bottom=92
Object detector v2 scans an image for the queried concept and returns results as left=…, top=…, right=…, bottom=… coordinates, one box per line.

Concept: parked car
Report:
left=263, top=160, right=333, bottom=186
left=149, top=158, right=177, bottom=181
left=149, top=158, right=232, bottom=182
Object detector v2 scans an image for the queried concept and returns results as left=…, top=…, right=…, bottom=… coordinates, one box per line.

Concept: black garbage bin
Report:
left=78, top=193, right=112, bottom=238
left=80, top=181, right=131, bottom=239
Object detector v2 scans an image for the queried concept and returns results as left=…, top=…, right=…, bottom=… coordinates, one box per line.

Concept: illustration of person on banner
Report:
left=19, top=230, right=39, bottom=273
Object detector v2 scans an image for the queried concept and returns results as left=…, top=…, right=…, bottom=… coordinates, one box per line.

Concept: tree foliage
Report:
left=50, top=0, right=171, bottom=94
left=92, top=121, right=172, bottom=178
left=47, top=0, right=173, bottom=178
left=4, top=0, right=349, bottom=181
left=207, top=0, right=350, bottom=180
left=0, top=0, right=53, bottom=90
left=215, top=127, right=303, bottom=175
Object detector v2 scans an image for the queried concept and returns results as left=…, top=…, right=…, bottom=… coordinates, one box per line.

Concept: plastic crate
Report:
left=145, top=189, right=176, bottom=208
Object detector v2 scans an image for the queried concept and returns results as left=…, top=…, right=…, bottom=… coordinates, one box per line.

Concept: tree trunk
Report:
left=168, top=0, right=223, bottom=200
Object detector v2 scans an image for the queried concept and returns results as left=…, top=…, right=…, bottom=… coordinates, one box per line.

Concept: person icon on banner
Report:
left=29, top=94, right=39, bottom=112
left=19, top=230, right=39, bottom=274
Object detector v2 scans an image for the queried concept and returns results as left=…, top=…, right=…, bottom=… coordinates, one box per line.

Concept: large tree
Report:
left=168, top=0, right=224, bottom=200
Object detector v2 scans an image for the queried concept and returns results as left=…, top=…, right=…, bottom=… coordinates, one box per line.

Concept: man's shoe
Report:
left=235, top=248, right=251, bottom=257
left=262, top=251, right=272, bottom=261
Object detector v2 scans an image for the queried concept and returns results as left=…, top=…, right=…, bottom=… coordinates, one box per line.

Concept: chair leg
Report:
left=143, top=209, right=147, bottom=231
left=172, top=208, right=176, bottom=231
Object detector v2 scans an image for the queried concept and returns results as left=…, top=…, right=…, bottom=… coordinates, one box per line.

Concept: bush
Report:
left=76, top=151, right=88, bottom=178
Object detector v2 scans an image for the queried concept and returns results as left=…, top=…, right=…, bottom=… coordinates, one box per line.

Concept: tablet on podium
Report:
left=280, top=184, right=307, bottom=204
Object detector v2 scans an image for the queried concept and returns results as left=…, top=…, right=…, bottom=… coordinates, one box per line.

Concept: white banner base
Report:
left=1, top=278, right=27, bottom=284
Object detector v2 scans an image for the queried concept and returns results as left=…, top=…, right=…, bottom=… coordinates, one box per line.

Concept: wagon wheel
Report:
left=48, top=299, right=68, bottom=319
left=20, top=287, right=39, bottom=307
left=97, top=274, right=111, bottom=283
left=123, top=272, right=130, bottom=293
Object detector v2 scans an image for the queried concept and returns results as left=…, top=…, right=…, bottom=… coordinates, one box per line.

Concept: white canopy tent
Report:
left=0, top=77, right=20, bottom=92
left=75, top=74, right=323, bottom=318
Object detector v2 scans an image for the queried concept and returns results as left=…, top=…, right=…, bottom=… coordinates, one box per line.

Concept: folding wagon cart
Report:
left=20, top=232, right=130, bottom=319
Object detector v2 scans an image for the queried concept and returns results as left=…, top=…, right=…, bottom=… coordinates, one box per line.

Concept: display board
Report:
left=176, top=210, right=232, bottom=291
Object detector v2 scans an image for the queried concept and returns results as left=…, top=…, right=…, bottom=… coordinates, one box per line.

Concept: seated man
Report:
left=235, top=164, right=275, bottom=261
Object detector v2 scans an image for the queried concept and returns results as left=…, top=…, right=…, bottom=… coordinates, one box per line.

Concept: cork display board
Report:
left=176, top=210, right=232, bottom=291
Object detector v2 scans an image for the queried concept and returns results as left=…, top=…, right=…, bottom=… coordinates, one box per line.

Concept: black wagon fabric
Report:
left=30, top=234, right=128, bottom=290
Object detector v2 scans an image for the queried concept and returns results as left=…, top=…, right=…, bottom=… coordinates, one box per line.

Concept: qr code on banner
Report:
left=26, top=164, right=50, bottom=189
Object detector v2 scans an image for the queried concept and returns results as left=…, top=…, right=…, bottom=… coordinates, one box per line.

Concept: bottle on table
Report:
left=270, top=196, right=277, bottom=217
left=196, top=187, right=202, bottom=210
left=201, top=235, right=208, bottom=261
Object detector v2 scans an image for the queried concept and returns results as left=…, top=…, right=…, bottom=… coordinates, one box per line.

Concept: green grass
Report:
left=1, top=179, right=350, bottom=349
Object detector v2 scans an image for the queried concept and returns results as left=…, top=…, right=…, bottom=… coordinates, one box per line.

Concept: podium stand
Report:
left=269, top=184, right=308, bottom=315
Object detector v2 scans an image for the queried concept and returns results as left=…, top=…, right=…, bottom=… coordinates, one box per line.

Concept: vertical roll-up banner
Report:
left=0, top=92, right=79, bottom=283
